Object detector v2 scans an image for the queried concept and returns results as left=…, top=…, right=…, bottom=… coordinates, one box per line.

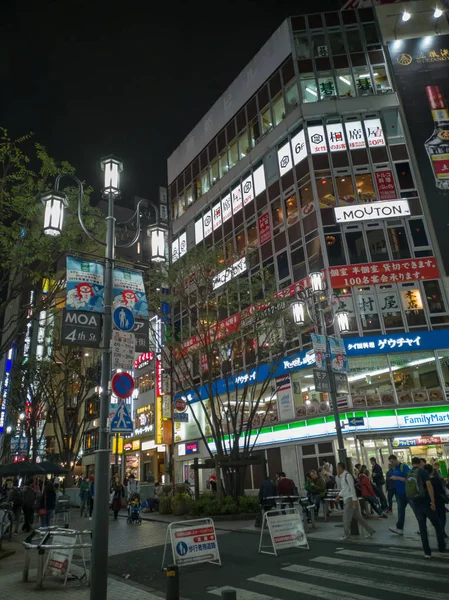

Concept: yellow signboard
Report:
left=156, top=396, right=163, bottom=445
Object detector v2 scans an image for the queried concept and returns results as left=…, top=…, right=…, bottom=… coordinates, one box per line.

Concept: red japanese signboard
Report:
left=374, top=169, right=398, bottom=202
left=258, top=212, right=272, bottom=246
left=329, top=257, right=439, bottom=288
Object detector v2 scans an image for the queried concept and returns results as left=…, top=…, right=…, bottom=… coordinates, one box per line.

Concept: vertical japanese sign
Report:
left=311, top=333, right=327, bottom=370
left=388, top=35, right=449, bottom=274
left=328, top=337, right=348, bottom=372
left=258, top=212, right=272, bottom=246
left=275, top=375, right=295, bottom=422
left=374, top=169, right=398, bottom=201
left=66, top=256, right=104, bottom=312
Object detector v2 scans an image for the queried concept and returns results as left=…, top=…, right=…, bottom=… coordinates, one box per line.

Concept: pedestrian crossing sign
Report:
left=110, top=400, right=134, bottom=433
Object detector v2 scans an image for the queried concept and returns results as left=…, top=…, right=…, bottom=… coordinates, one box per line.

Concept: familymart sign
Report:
left=334, top=200, right=410, bottom=223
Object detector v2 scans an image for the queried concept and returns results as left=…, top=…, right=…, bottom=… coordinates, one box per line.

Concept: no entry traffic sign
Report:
left=174, top=398, right=187, bottom=412
left=111, top=372, right=135, bottom=399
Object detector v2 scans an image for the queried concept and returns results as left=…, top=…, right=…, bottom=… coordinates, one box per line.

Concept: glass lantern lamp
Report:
left=41, top=190, right=68, bottom=236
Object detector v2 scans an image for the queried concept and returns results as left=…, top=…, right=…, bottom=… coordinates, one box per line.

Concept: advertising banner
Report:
left=113, top=267, right=148, bottom=318
left=329, top=257, right=439, bottom=288
left=275, top=375, right=295, bottom=422
left=374, top=169, right=398, bottom=201
left=66, top=256, right=104, bottom=313
left=311, top=333, right=327, bottom=370
left=328, top=337, right=348, bottom=372
left=388, top=35, right=449, bottom=274
left=258, top=212, right=272, bottom=246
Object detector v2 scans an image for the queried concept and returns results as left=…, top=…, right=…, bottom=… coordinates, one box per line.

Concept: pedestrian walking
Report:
left=7, top=479, right=23, bottom=534
left=406, top=456, right=446, bottom=558
left=388, top=454, right=410, bottom=535
left=79, top=477, right=90, bottom=517
left=88, top=476, right=95, bottom=520
left=38, top=480, right=56, bottom=528
left=370, top=457, right=388, bottom=510
left=424, top=463, right=448, bottom=539
left=22, top=478, right=36, bottom=533
left=359, top=467, right=388, bottom=519
left=386, top=465, right=396, bottom=513
left=335, top=462, right=375, bottom=541
left=126, top=473, right=141, bottom=499
left=111, top=477, right=125, bottom=520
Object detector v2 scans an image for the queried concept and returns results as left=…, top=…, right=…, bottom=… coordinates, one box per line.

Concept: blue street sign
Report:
left=348, top=417, right=365, bottom=427
left=113, top=306, right=135, bottom=332
left=110, top=401, right=134, bottom=433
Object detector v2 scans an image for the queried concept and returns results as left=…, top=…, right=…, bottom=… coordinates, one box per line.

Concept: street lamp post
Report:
left=41, top=157, right=166, bottom=600
left=292, top=271, right=350, bottom=467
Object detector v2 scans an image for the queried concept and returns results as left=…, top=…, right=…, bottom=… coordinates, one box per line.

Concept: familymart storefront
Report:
left=173, top=328, right=449, bottom=488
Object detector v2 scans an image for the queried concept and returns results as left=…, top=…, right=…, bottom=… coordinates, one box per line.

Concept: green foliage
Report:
left=186, top=494, right=259, bottom=517
left=159, top=495, right=172, bottom=515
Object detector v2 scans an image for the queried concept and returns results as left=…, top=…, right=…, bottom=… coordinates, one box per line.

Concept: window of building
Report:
left=318, top=72, right=337, bottom=100
left=357, top=292, right=381, bottom=331
left=249, top=118, right=261, bottom=146
left=395, top=162, right=415, bottom=190
left=389, top=351, right=441, bottom=402
left=271, top=199, right=283, bottom=230
left=291, top=246, right=306, bottom=282
left=329, top=32, right=346, bottom=55
left=423, top=280, right=446, bottom=314
left=312, top=33, right=328, bottom=58
left=346, top=230, right=367, bottom=263
left=336, top=176, right=356, bottom=204
left=298, top=180, right=315, bottom=210
left=200, top=170, right=209, bottom=196
left=210, top=160, right=219, bottom=185
left=388, top=226, right=410, bottom=259
left=378, top=287, right=403, bottom=329
left=326, top=233, right=345, bottom=266
left=247, top=222, right=258, bottom=248
left=373, top=66, right=391, bottom=94
left=284, top=82, right=299, bottom=115
left=177, top=194, right=185, bottom=217
left=228, top=139, right=239, bottom=170
left=363, top=22, right=379, bottom=46
left=409, top=218, right=429, bottom=248
left=295, top=34, right=311, bottom=59
left=185, top=186, right=193, bottom=207
left=355, top=173, right=376, bottom=202
left=218, top=151, right=228, bottom=178
left=353, top=66, right=373, bottom=96
left=277, top=251, right=290, bottom=281
left=366, top=228, right=388, bottom=262
left=400, top=285, right=427, bottom=327
left=300, top=73, right=318, bottom=103
left=316, top=174, right=336, bottom=207
left=284, top=194, right=299, bottom=225
left=348, top=354, right=394, bottom=408
left=336, top=70, right=355, bottom=98
left=193, top=177, right=201, bottom=201
left=238, top=129, right=249, bottom=159
left=261, top=105, right=272, bottom=135
left=306, top=237, right=323, bottom=271
left=272, top=93, right=285, bottom=126
left=346, top=29, right=364, bottom=53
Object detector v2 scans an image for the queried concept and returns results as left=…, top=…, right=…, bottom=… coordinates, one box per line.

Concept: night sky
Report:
left=1, top=0, right=336, bottom=207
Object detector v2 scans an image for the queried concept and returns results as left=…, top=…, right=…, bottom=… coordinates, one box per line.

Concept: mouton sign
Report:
left=334, top=199, right=410, bottom=223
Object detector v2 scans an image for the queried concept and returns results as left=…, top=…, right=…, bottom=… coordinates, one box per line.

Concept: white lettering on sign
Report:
left=277, top=141, right=293, bottom=176
left=291, top=129, right=307, bottom=164
left=232, top=184, right=243, bottom=214
left=308, top=125, right=327, bottom=154
left=221, top=193, right=232, bottom=222
left=212, top=257, right=247, bottom=290
left=346, top=335, right=421, bottom=352
left=344, top=121, right=366, bottom=149
left=326, top=123, right=347, bottom=152
left=364, top=117, right=385, bottom=147
left=283, top=353, right=316, bottom=370
left=334, top=200, right=410, bottom=223
left=402, top=413, right=449, bottom=426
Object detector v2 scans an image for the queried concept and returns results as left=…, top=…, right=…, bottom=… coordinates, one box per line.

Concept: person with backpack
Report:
left=7, top=479, right=23, bottom=534
left=424, top=463, right=448, bottom=539
left=370, top=456, right=388, bottom=511
left=407, top=456, right=445, bottom=558
left=388, top=454, right=410, bottom=535
left=335, top=462, right=375, bottom=541
left=22, top=478, right=37, bottom=533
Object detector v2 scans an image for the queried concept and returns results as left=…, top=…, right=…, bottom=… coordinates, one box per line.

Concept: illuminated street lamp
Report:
left=41, top=190, right=69, bottom=236
left=148, top=225, right=166, bottom=263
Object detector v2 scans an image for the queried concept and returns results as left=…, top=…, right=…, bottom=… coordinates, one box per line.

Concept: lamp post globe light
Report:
left=41, top=157, right=166, bottom=600
left=293, top=272, right=350, bottom=466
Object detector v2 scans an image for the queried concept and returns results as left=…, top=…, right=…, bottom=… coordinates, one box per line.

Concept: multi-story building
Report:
left=168, top=2, right=449, bottom=490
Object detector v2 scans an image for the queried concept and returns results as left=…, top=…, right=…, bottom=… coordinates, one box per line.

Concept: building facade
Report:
left=168, top=2, right=449, bottom=490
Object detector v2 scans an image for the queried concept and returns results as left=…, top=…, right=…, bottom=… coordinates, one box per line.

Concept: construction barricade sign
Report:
left=162, top=518, right=221, bottom=569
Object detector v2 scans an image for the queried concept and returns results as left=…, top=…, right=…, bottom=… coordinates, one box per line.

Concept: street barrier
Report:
left=258, top=507, right=309, bottom=556
left=165, top=564, right=180, bottom=600
left=161, top=518, right=221, bottom=570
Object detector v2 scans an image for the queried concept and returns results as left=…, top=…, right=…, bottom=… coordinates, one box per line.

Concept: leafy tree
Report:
left=148, top=246, right=295, bottom=499
left=0, top=128, right=102, bottom=361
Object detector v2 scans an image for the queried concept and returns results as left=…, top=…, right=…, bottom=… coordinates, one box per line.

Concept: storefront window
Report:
left=292, top=368, right=329, bottom=419
left=336, top=176, right=356, bottom=205
left=401, top=286, right=427, bottom=327
left=378, top=288, right=403, bottom=329
left=247, top=223, right=258, bottom=249
left=357, top=292, right=381, bottom=331
left=271, top=199, right=283, bottom=229
left=349, top=354, right=395, bottom=409
left=326, top=233, right=346, bottom=266
left=236, top=231, right=245, bottom=255
left=336, top=70, right=355, bottom=98
left=300, top=73, right=318, bottom=103
left=437, top=350, right=449, bottom=391
left=261, top=105, right=272, bottom=135
left=285, top=194, right=299, bottom=225
left=389, top=351, right=443, bottom=404
left=373, top=67, right=392, bottom=94
left=316, top=175, right=336, bottom=207
left=284, top=82, right=299, bottom=115
left=272, top=93, right=285, bottom=126
left=367, top=229, right=388, bottom=262
left=355, top=174, right=376, bottom=202
left=388, top=227, right=410, bottom=260
left=423, top=280, right=446, bottom=314
left=318, top=72, right=337, bottom=100
left=298, top=180, right=315, bottom=211
left=353, top=67, right=373, bottom=96
left=346, top=230, right=367, bottom=264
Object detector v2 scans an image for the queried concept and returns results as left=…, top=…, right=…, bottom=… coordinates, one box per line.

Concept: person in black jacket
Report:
left=259, top=476, right=277, bottom=512
left=22, top=478, right=37, bottom=532
left=39, top=480, right=56, bottom=528
left=370, top=457, right=387, bottom=511
left=424, top=464, right=448, bottom=538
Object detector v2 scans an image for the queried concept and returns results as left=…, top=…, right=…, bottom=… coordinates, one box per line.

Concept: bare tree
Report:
left=148, top=246, right=295, bottom=499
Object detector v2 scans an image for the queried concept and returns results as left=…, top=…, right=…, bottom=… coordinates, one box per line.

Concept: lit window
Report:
left=272, top=93, right=285, bottom=126
left=261, top=106, right=272, bottom=135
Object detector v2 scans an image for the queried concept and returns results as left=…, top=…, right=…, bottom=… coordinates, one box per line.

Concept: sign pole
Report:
left=90, top=189, right=115, bottom=600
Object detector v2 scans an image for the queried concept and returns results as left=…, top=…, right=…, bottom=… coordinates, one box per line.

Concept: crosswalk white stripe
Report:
left=336, top=548, right=449, bottom=569
left=283, top=564, right=449, bottom=600
left=208, top=587, right=282, bottom=600
left=312, top=556, right=448, bottom=582
left=380, top=547, right=449, bottom=559
left=249, top=574, right=382, bottom=600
